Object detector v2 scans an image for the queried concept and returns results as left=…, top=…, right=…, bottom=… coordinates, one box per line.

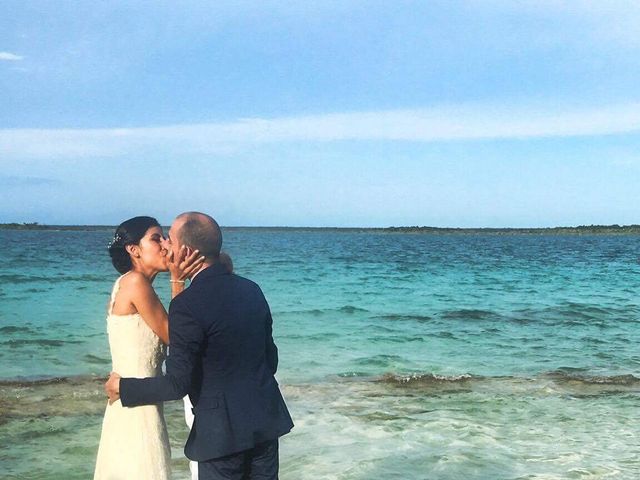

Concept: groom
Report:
left=105, top=212, right=294, bottom=479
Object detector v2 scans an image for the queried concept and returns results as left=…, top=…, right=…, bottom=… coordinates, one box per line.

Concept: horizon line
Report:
left=2, top=222, right=639, bottom=230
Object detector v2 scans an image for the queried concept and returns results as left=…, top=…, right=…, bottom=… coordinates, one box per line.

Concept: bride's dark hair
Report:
left=108, top=216, right=161, bottom=274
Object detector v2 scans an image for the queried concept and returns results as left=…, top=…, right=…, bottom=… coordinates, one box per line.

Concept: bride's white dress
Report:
left=94, top=275, right=171, bottom=480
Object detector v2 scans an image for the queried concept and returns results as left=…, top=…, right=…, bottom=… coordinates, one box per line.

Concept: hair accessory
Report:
left=108, top=233, right=123, bottom=249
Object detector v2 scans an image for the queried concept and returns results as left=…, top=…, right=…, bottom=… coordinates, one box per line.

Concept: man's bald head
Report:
left=174, top=212, right=222, bottom=261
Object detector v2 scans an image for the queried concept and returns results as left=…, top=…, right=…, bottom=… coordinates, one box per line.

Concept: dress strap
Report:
left=108, top=273, right=128, bottom=315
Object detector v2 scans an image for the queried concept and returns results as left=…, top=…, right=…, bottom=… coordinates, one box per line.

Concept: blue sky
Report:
left=1, top=1, right=639, bottom=227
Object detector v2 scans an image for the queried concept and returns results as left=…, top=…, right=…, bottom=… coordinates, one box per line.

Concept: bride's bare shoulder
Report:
left=119, top=271, right=151, bottom=291
left=113, top=272, right=153, bottom=310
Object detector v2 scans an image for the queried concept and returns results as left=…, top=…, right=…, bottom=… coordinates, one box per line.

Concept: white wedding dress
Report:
left=94, top=275, right=171, bottom=480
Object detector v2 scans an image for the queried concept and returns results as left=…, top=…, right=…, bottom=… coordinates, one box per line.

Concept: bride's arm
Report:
left=125, top=249, right=205, bottom=345
left=127, top=273, right=170, bottom=344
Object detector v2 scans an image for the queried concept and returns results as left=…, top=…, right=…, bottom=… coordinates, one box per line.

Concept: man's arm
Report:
left=119, top=299, right=204, bottom=407
left=264, top=303, right=278, bottom=375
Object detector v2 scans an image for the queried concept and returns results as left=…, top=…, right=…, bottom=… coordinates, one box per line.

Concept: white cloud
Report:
left=1, top=101, right=639, bottom=161
left=0, top=51, right=24, bottom=61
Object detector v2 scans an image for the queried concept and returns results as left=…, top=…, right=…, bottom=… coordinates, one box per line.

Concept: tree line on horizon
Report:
left=2, top=222, right=640, bottom=234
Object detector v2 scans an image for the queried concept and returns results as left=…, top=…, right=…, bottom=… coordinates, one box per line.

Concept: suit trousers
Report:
left=198, top=439, right=279, bottom=480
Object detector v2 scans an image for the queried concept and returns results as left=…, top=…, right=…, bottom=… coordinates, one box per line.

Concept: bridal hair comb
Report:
left=108, top=233, right=123, bottom=249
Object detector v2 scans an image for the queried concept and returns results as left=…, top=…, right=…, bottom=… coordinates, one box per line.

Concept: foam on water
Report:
left=1, top=370, right=639, bottom=479
left=281, top=378, right=640, bottom=479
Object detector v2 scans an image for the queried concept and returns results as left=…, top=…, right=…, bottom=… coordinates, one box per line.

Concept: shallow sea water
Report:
left=1, top=229, right=639, bottom=479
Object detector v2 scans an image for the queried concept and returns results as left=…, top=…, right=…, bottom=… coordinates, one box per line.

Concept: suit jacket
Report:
left=120, top=262, right=294, bottom=460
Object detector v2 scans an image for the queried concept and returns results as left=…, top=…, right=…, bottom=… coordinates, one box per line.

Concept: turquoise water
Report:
left=1, top=229, right=639, bottom=479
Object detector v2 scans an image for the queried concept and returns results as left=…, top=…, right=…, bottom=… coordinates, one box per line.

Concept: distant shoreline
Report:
left=2, top=223, right=640, bottom=235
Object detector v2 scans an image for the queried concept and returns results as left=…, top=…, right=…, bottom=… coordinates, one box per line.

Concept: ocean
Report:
left=1, top=228, right=639, bottom=479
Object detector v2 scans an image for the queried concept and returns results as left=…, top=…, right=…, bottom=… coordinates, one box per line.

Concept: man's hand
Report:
left=105, top=372, right=121, bottom=404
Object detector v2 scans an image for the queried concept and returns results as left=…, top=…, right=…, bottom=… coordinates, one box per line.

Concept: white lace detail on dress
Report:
left=94, top=276, right=171, bottom=480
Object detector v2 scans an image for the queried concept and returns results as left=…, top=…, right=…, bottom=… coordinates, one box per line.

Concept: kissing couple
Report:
left=94, top=212, right=294, bottom=480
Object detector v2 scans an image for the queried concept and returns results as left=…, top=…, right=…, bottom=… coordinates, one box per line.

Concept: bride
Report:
left=94, top=216, right=203, bottom=480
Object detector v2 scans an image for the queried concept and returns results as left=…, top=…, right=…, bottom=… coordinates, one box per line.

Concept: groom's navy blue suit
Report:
left=120, top=261, right=293, bottom=471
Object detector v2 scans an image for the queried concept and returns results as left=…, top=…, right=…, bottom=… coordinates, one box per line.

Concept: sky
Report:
left=1, top=0, right=639, bottom=227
